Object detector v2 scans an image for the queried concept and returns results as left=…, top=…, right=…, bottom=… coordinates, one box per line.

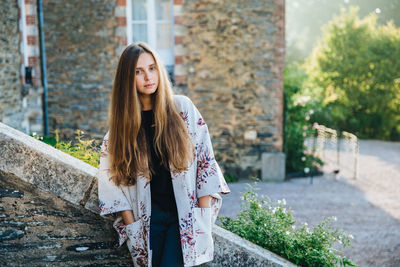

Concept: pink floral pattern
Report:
left=196, top=143, right=218, bottom=190
left=197, top=117, right=206, bottom=126
left=97, top=95, right=230, bottom=267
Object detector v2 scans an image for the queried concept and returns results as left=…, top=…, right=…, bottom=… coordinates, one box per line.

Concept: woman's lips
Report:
left=144, top=83, right=154, bottom=88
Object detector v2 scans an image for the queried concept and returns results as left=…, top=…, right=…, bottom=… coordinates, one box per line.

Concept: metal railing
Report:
left=305, top=125, right=359, bottom=181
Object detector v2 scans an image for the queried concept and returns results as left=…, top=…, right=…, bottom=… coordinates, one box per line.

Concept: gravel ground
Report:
left=218, top=139, right=400, bottom=267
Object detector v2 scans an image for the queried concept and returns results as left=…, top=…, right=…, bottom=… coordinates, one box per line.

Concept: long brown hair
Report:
left=108, top=42, right=194, bottom=186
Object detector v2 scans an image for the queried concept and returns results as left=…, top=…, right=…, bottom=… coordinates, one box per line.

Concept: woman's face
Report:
left=135, top=52, right=159, bottom=96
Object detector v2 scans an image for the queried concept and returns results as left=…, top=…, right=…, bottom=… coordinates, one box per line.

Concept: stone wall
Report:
left=40, top=0, right=285, bottom=178
left=178, top=0, right=285, bottom=178
left=42, top=0, right=122, bottom=139
left=0, top=0, right=20, bottom=129
left=0, top=0, right=43, bottom=135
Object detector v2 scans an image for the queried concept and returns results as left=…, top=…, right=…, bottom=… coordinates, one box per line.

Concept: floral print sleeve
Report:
left=192, top=105, right=231, bottom=199
left=97, top=131, right=134, bottom=247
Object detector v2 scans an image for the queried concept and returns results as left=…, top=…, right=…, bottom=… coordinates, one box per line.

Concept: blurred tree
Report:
left=286, top=0, right=400, bottom=62
left=303, top=6, right=400, bottom=140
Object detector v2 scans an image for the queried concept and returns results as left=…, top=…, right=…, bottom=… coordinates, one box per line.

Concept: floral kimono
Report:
left=97, top=95, right=231, bottom=267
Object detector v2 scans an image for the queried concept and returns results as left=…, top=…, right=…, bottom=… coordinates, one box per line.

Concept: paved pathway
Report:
left=218, top=139, right=400, bottom=267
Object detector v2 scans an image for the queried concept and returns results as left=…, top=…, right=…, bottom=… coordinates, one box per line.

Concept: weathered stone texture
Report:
left=42, top=0, right=119, bottom=139
left=206, top=226, right=296, bottom=267
left=181, top=0, right=285, bottom=178
left=0, top=171, right=132, bottom=266
left=0, top=0, right=43, bottom=135
left=0, top=0, right=20, bottom=128
left=0, top=1, right=26, bottom=130
left=0, top=122, right=97, bottom=207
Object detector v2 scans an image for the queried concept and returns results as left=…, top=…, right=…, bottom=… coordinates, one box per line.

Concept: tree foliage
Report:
left=303, top=7, right=400, bottom=140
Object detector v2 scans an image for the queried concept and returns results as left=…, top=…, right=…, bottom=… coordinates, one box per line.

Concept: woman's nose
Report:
left=144, top=71, right=150, bottom=81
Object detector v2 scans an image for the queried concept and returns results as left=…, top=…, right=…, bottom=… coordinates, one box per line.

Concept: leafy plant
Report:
left=219, top=184, right=355, bottom=267
left=284, top=63, right=324, bottom=175
left=32, top=130, right=100, bottom=168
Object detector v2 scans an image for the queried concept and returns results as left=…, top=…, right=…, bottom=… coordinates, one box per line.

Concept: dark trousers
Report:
left=150, top=203, right=184, bottom=267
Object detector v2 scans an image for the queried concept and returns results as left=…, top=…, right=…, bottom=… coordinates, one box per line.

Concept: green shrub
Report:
left=219, top=184, right=355, bottom=267
left=32, top=130, right=100, bottom=168
left=284, top=63, right=324, bottom=175
left=303, top=6, right=400, bottom=140
left=224, top=173, right=239, bottom=183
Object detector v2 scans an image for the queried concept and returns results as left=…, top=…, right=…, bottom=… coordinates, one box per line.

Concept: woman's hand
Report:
left=121, top=210, right=135, bottom=224
left=198, top=195, right=211, bottom=208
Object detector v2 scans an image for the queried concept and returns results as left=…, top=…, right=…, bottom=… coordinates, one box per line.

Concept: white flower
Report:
left=349, top=234, right=354, bottom=239
left=282, top=199, right=286, bottom=205
left=272, top=208, right=277, bottom=214
left=32, top=132, right=37, bottom=136
left=306, top=227, right=311, bottom=233
left=304, top=167, right=310, bottom=173
left=332, top=216, right=337, bottom=221
left=309, top=109, right=314, bottom=114
left=313, top=122, right=319, bottom=129
left=301, top=156, right=306, bottom=161
left=291, top=225, right=296, bottom=230
left=304, top=222, right=308, bottom=226
left=80, top=130, right=85, bottom=135
left=286, top=231, right=290, bottom=235
left=305, top=115, right=310, bottom=121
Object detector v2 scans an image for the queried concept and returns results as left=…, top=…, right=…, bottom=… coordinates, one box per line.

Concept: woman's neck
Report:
left=139, top=94, right=153, bottom=111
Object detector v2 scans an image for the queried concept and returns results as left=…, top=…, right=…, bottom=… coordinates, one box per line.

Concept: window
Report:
left=127, top=0, right=174, bottom=81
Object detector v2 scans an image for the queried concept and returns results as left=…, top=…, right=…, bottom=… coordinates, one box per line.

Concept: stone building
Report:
left=0, top=0, right=285, bottom=179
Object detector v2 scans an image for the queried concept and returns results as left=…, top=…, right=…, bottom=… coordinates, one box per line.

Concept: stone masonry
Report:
left=0, top=0, right=43, bottom=135
left=42, top=0, right=122, bottom=139
left=178, top=0, right=285, bottom=178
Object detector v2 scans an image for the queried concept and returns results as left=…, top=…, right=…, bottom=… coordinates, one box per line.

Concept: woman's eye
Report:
left=150, top=66, right=156, bottom=71
left=135, top=70, right=142, bottom=74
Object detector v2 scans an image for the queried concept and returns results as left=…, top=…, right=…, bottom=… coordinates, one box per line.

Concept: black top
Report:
left=141, top=110, right=178, bottom=214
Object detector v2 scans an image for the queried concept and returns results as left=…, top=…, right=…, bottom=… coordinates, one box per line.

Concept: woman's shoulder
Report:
left=173, top=94, right=193, bottom=106
left=172, top=94, right=196, bottom=112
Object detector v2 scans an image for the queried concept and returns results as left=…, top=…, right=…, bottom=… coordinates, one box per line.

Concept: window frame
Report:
left=126, top=0, right=175, bottom=68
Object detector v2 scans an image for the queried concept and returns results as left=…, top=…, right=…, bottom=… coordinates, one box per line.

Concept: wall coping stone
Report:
left=0, top=122, right=296, bottom=266
left=0, top=122, right=97, bottom=207
left=210, top=225, right=297, bottom=267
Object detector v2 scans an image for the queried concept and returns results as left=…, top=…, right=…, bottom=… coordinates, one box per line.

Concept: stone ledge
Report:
left=0, top=122, right=97, bottom=207
left=208, top=225, right=296, bottom=267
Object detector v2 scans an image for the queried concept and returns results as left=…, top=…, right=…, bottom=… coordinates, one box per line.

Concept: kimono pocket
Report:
left=193, top=207, right=214, bottom=262
left=126, top=219, right=148, bottom=266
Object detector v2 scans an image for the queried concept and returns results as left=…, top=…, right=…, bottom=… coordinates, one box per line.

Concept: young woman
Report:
left=97, top=42, right=230, bottom=267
